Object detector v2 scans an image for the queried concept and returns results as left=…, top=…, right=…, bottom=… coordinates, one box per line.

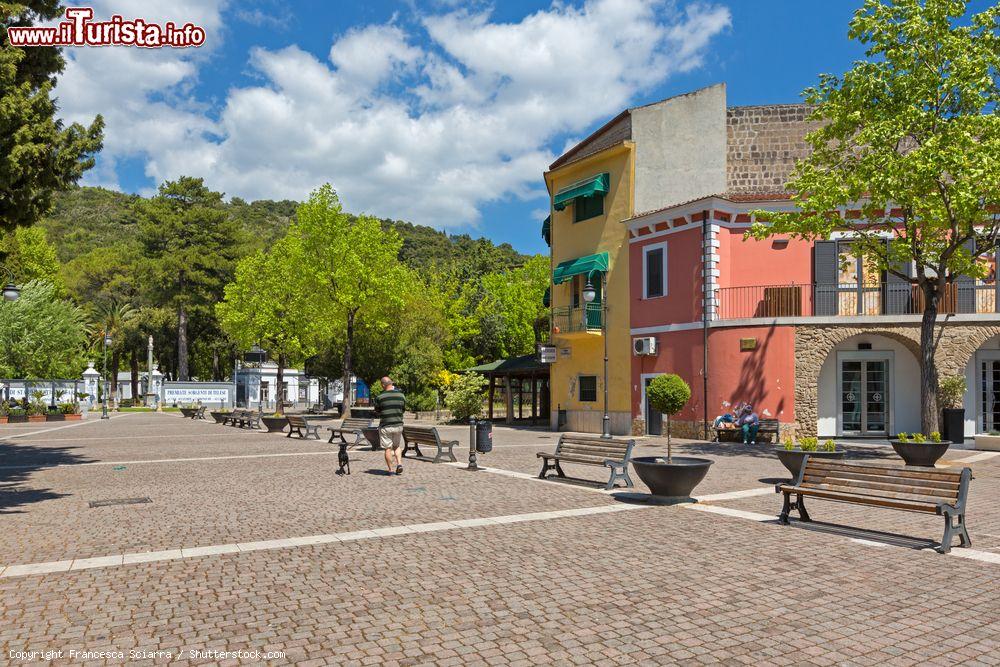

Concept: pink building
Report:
left=625, top=101, right=1000, bottom=440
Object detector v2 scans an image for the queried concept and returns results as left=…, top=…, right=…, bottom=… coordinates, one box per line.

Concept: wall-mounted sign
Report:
left=538, top=345, right=557, bottom=363
left=164, top=387, right=230, bottom=403
left=559, top=348, right=571, bottom=358
left=739, top=337, right=757, bottom=351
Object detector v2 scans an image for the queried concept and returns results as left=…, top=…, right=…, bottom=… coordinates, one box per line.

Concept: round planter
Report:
left=775, top=449, right=846, bottom=477
left=630, top=456, right=713, bottom=502
left=179, top=408, right=197, bottom=418
left=261, top=416, right=288, bottom=433
left=209, top=411, right=229, bottom=424
left=891, top=440, right=950, bottom=467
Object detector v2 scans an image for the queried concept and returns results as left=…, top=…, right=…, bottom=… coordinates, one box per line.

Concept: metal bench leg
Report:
left=957, top=513, right=971, bottom=548
left=444, top=441, right=457, bottom=463
left=605, top=463, right=633, bottom=490
left=796, top=494, right=811, bottom=522
left=537, top=458, right=553, bottom=479
left=328, top=431, right=336, bottom=444
left=432, top=445, right=442, bottom=463
left=940, top=509, right=970, bottom=553
left=286, top=429, right=293, bottom=438
left=779, top=491, right=791, bottom=525
left=554, top=461, right=566, bottom=478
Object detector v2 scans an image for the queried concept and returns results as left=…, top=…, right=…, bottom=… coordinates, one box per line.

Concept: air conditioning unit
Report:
left=633, top=337, right=658, bottom=356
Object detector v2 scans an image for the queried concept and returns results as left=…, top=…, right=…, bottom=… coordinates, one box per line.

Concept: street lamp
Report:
left=1, top=266, right=20, bottom=301
left=101, top=330, right=112, bottom=419
left=582, top=275, right=611, bottom=439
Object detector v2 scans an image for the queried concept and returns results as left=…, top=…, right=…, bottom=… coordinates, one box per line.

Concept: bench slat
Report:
left=802, top=474, right=959, bottom=500
left=799, top=482, right=955, bottom=504
left=542, top=454, right=612, bottom=466
left=805, top=460, right=962, bottom=482
left=801, top=468, right=959, bottom=491
left=779, top=485, right=940, bottom=513
left=557, top=444, right=628, bottom=457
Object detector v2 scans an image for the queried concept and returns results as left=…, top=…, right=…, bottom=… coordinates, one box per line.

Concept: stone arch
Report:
left=934, top=324, right=1000, bottom=378
left=794, top=325, right=922, bottom=437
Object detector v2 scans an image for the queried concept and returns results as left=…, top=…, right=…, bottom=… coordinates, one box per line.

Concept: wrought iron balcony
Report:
left=716, top=282, right=1000, bottom=320
left=551, top=304, right=603, bottom=334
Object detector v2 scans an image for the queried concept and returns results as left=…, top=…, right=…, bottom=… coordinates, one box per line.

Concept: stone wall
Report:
left=726, top=104, right=817, bottom=194
left=794, top=322, right=1000, bottom=436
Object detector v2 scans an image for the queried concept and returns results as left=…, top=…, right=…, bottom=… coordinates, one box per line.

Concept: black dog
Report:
left=337, top=441, right=350, bottom=475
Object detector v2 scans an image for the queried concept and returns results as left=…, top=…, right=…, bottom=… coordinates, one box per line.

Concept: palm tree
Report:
left=89, top=301, right=138, bottom=409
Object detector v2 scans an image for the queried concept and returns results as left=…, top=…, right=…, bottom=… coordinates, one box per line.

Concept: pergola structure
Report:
left=465, top=354, right=550, bottom=425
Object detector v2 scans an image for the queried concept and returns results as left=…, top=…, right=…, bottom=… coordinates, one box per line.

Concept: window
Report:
left=574, top=194, right=604, bottom=222
left=579, top=375, right=598, bottom=402
left=643, top=242, right=667, bottom=298
left=572, top=275, right=580, bottom=309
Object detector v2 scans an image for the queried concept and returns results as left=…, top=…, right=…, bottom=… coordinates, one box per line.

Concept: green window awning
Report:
left=541, top=215, right=550, bottom=246
left=552, top=251, right=609, bottom=285
left=553, top=173, right=609, bottom=211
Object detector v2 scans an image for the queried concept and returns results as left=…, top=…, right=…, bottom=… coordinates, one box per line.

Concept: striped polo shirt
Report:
left=374, top=389, right=405, bottom=427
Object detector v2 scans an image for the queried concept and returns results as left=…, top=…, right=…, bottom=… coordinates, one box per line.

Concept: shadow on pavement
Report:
left=784, top=518, right=938, bottom=550
left=0, top=441, right=94, bottom=514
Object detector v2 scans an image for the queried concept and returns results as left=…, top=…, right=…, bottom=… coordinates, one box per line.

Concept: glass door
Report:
left=840, top=359, right=889, bottom=435
left=981, top=360, right=1000, bottom=433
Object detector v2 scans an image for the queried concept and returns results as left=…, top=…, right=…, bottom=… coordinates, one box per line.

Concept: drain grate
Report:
left=88, top=497, right=152, bottom=508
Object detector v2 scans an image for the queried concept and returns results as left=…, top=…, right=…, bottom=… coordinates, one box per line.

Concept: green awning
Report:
left=542, top=286, right=550, bottom=308
left=553, top=173, right=609, bottom=211
left=541, top=215, right=550, bottom=246
left=552, top=252, right=609, bottom=284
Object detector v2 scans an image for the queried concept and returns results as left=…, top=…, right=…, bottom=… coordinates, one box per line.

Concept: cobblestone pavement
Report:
left=1, top=413, right=998, bottom=665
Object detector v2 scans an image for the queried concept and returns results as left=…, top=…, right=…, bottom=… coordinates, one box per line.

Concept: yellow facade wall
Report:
left=544, top=142, right=634, bottom=435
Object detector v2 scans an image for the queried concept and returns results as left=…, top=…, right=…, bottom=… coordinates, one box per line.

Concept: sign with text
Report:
left=538, top=345, right=557, bottom=364
left=164, top=387, right=230, bottom=404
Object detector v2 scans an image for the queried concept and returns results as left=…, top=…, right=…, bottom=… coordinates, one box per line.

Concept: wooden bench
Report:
left=715, top=418, right=779, bottom=443
left=286, top=414, right=321, bottom=439
left=776, top=456, right=973, bottom=553
left=327, top=417, right=373, bottom=448
left=224, top=409, right=260, bottom=429
left=220, top=409, right=243, bottom=426
left=537, top=435, right=635, bottom=490
left=401, top=425, right=458, bottom=463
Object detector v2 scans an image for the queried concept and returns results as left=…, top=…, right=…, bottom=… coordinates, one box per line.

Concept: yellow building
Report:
left=544, top=118, right=635, bottom=435
left=543, top=85, right=730, bottom=435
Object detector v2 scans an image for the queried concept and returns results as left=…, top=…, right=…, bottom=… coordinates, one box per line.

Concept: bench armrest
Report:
left=603, top=458, right=625, bottom=468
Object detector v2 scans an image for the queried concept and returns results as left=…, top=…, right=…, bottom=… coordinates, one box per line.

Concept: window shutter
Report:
left=956, top=237, right=976, bottom=314
left=814, top=240, right=838, bottom=316
left=884, top=239, right=913, bottom=314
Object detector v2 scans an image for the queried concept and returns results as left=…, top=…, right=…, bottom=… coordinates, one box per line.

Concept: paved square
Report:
left=1, top=413, right=998, bottom=665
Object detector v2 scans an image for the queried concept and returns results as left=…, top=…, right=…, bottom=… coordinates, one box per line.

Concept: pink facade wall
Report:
left=629, top=225, right=704, bottom=328
left=632, top=326, right=797, bottom=424
left=716, top=227, right=812, bottom=289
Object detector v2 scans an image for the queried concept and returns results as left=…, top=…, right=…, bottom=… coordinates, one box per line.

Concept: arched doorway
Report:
left=815, top=333, right=921, bottom=437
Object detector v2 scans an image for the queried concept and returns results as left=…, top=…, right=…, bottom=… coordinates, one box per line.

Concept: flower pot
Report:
left=0, top=416, right=7, bottom=424
left=261, top=416, right=288, bottom=433
left=64, top=413, right=82, bottom=420
left=775, top=448, right=846, bottom=477
left=630, top=456, right=713, bottom=502
left=941, top=408, right=965, bottom=444
left=8, top=415, right=27, bottom=423
left=210, top=411, right=229, bottom=424
left=46, top=413, right=65, bottom=422
left=28, top=415, right=46, bottom=423
left=891, top=440, right=950, bottom=467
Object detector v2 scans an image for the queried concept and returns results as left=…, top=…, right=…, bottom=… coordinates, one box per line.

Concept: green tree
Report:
left=0, top=279, right=87, bottom=377
left=217, top=236, right=320, bottom=414
left=89, top=300, right=137, bottom=406
left=1, top=1, right=104, bottom=232
left=646, top=374, right=691, bottom=461
left=1, top=225, right=61, bottom=287
left=137, top=177, right=242, bottom=380
left=749, top=0, right=1000, bottom=433
left=294, top=185, right=407, bottom=409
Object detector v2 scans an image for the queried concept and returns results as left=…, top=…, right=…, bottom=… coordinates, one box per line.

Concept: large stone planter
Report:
left=179, top=407, right=198, bottom=418
left=775, top=449, right=846, bottom=477
left=974, top=434, right=1000, bottom=451
left=891, top=440, right=950, bottom=467
left=630, top=456, right=713, bottom=502
left=261, top=416, right=288, bottom=433
left=210, top=411, right=229, bottom=424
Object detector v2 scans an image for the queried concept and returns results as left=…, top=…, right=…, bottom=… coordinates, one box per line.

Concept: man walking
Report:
left=374, top=376, right=406, bottom=474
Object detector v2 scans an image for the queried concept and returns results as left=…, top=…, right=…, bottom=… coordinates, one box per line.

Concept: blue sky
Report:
left=51, top=1, right=930, bottom=254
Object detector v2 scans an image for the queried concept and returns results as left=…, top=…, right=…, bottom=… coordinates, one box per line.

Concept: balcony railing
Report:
left=716, top=282, right=1000, bottom=320
left=552, top=304, right=603, bottom=333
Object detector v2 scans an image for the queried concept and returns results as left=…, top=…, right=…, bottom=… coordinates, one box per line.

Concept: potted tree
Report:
left=939, top=375, right=966, bottom=444
left=630, top=374, right=713, bottom=502
left=27, top=391, right=47, bottom=422
left=775, top=437, right=845, bottom=477
left=891, top=431, right=950, bottom=467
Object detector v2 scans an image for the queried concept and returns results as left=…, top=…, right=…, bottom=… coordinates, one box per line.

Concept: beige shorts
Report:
left=379, top=425, right=403, bottom=450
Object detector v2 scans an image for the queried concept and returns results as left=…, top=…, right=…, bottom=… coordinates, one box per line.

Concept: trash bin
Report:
left=557, top=408, right=567, bottom=431
left=475, top=420, right=493, bottom=453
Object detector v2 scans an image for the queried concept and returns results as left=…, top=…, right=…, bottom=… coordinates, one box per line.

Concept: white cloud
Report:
left=58, top=0, right=731, bottom=227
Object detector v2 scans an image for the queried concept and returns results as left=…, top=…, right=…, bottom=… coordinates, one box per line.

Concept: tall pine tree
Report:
left=1, top=2, right=104, bottom=233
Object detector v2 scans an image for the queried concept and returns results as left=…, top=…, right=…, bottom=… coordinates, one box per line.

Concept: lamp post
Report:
left=583, top=273, right=611, bottom=439
left=101, top=329, right=112, bottom=419
left=1, top=266, right=20, bottom=301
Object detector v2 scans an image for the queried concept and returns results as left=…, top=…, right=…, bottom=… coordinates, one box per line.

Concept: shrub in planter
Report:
left=60, top=402, right=82, bottom=420
left=775, top=436, right=845, bottom=476
left=938, top=375, right=966, bottom=444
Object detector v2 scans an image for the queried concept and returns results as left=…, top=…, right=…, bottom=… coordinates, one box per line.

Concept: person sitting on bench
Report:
left=737, top=403, right=759, bottom=445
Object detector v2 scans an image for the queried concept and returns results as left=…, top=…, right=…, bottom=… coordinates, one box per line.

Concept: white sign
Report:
left=538, top=345, right=557, bottom=364
left=164, top=388, right=230, bottom=403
